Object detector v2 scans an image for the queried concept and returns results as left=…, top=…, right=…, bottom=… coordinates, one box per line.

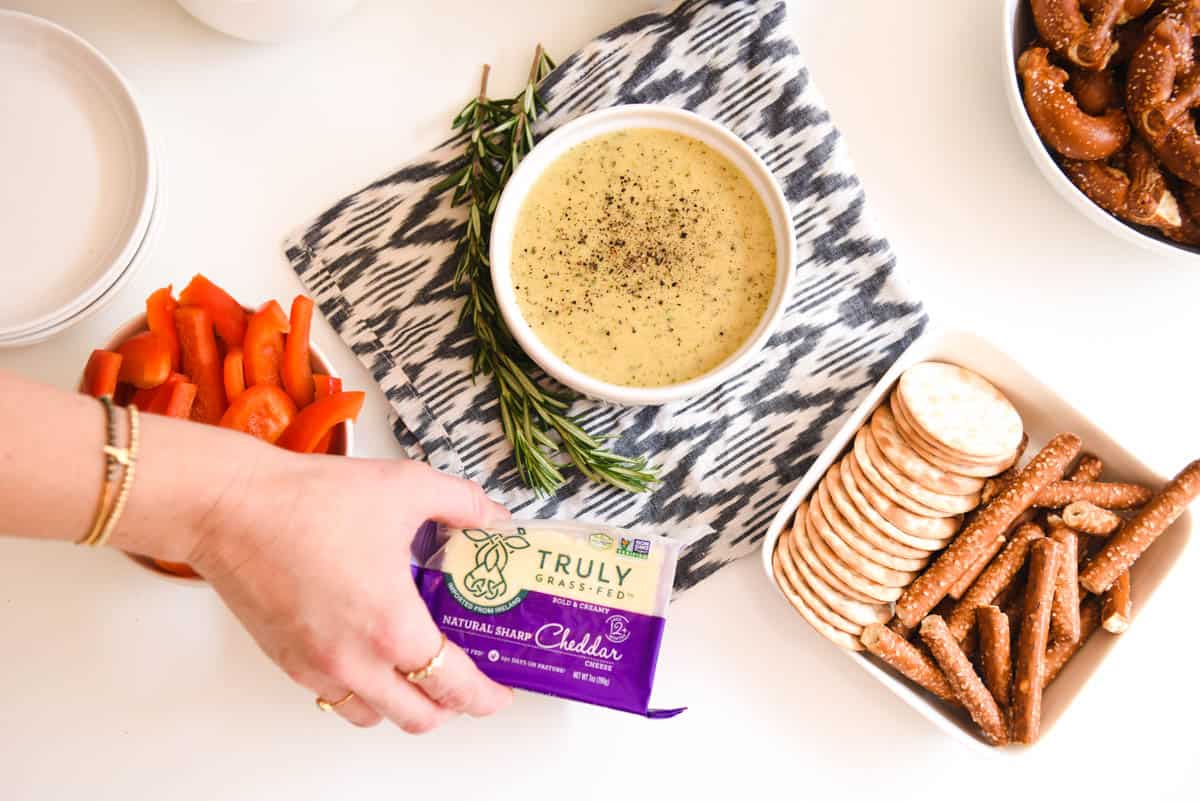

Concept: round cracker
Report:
left=772, top=548, right=865, bottom=651
left=896, top=362, right=1023, bottom=459
left=853, top=428, right=954, bottom=518
left=891, top=394, right=1015, bottom=475
left=816, top=475, right=929, bottom=571
left=809, top=493, right=920, bottom=588
left=871, top=405, right=985, bottom=495
left=780, top=512, right=891, bottom=626
left=789, top=506, right=879, bottom=605
left=804, top=505, right=903, bottom=603
left=837, top=455, right=955, bottom=550
left=823, top=462, right=933, bottom=559
left=775, top=532, right=864, bottom=635
left=845, top=454, right=961, bottom=540
left=863, top=425, right=980, bottom=515
left=892, top=388, right=1014, bottom=465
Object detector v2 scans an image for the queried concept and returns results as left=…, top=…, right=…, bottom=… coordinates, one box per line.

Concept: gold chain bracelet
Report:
left=79, top=400, right=140, bottom=548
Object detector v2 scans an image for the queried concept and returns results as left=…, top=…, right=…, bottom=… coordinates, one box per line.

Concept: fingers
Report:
left=401, top=461, right=509, bottom=528
left=351, top=661, right=458, bottom=734
left=403, top=639, right=514, bottom=718
left=377, top=582, right=514, bottom=718
left=310, top=681, right=383, bottom=728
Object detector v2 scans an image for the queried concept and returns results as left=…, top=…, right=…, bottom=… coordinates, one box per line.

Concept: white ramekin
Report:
left=489, top=105, right=796, bottom=406
left=1002, top=0, right=1198, bottom=258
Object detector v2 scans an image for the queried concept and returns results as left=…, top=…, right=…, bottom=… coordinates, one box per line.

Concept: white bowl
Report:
left=489, top=105, right=796, bottom=406
left=759, top=327, right=1192, bottom=753
left=0, top=11, right=157, bottom=339
left=176, top=0, right=360, bottom=43
left=1002, top=0, right=1199, bottom=258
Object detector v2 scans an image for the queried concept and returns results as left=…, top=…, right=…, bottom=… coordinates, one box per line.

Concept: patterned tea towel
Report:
left=284, top=0, right=927, bottom=592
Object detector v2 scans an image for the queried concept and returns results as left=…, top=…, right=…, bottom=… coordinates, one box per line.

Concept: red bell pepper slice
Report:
left=129, top=372, right=182, bottom=411
left=146, top=286, right=181, bottom=371
left=218, top=384, right=298, bottom=444
left=179, top=274, right=247, bottom=346
left=116, top=331, right=172, bottom=389
left=223, top=346, right=246, bottom=402
left=174, top=306, right=227, bottom=424
left=243, top=300, right=290, bottom=388
left=282, top=295, right=315, bottom=408
left=311, top=374, right=342, bottom=453
left=278, top=391, right=364, bottom=453
left=83, top=350, right=123, bottom=398
left=159, top=381, right=198, bottom=419
left=152, top=559, right=200, bottom=579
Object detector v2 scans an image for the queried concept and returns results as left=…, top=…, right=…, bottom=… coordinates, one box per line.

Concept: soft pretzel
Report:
left=1018, top=46, right=1130, bottom=159
left=1082, top=0, right=1157, bottom=23
left=1031, top=0, right=1138, bottom=69
left=1061, top=138, right=1182, bottom=230
left=1069, top=65, right=1121, bottom=115
left=1126, top=3, right=1200, bottom=184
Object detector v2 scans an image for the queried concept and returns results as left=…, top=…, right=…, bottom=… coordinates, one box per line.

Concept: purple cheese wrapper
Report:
left=410, top=521, right=685, bottom=718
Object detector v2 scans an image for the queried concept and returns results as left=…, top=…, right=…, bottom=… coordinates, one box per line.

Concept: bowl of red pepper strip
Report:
left=79, top=275, right=364, bottom=584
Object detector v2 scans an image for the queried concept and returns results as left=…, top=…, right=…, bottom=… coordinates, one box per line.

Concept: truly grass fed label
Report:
left=435, top=525, right=668, bottom=616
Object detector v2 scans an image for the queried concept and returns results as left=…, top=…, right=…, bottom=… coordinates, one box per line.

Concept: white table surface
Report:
left=2, top=1, right=1198, bottom=798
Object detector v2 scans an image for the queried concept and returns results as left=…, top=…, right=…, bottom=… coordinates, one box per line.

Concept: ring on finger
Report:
left=315, top=690, right=356, bottom=712
left=403, top=634, right=448, bottom=683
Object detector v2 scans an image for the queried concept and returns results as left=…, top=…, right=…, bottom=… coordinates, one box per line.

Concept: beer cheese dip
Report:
left=510, top=128, right=777, bottom=387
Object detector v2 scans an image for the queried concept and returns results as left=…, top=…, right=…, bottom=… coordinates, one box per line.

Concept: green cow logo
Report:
left=461, top=528, right=531, bottom=602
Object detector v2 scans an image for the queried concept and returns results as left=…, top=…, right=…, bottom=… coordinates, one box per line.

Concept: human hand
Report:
left=188, top=452, right=514, bottom=731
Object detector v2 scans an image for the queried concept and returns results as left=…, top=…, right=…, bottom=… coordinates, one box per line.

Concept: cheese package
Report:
left=411, top=520, right=685, bottom=718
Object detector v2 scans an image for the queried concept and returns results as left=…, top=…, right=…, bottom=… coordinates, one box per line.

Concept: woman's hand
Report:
left=188, top=452, right=514, bottom=731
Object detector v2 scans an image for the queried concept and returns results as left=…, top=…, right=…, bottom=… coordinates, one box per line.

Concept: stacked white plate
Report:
left=0, top=11, right=160, bottom=348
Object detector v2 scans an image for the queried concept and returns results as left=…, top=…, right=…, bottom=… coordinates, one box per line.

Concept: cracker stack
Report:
left=773, top=362, right=1025, bottom=651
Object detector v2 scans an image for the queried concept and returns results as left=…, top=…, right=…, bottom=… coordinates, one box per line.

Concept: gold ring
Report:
left=404, top=634, right=449, bottom=683
left=315, top=690, right=355, bottom=712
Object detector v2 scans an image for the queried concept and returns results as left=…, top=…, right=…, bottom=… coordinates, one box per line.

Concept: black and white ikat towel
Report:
left=285, top=0, right=927, bottom=592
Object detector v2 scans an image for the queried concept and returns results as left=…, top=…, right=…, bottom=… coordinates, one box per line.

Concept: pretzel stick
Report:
left=976, top=605, right=1012, bottom=708
left=860, top=624, right=959, bottom=704
left=920, top=615, right=1008, bottom=746
left=1048, top=523, right=1081, bottom=643
left=1062, top=501, right=1122, bottom=535
left=947, top=535, right=1007, bottom=600
left=1081, top=459, right=1200, bottom=594
left=1068, top=454, right=1103, bottom=482
left=887, top=616, right=914, bottom=639
left=1011, top=539, right=1063, bottom=744
left=1044, top=597, right=1102, bottom=688
left=1101, top=571, right=1132, bottom=633
left=894, top=434, right=1080, bottom=629
left=1032, top=481, right=1153, bottom=509
left=946, top=523, right=1045, bottom=641
left=980, top=433, right=1030, bottom=504
left=1001, top=576, right=1026, bottom=645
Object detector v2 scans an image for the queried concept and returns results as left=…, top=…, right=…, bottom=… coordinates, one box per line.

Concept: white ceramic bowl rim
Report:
left=0, top=10, right=157, bottom=336
left=489, top=104, right=797, bottom=405
left=1001, top=0, right=1199, bottom=259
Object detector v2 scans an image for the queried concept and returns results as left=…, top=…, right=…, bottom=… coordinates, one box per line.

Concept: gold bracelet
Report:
left=84, top=404, right=140, bottom=548
left=78, top=397, right=121, bottom=545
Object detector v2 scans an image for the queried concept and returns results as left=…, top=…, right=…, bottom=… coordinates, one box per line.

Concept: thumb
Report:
left=402, top=461, right=510, bottom=528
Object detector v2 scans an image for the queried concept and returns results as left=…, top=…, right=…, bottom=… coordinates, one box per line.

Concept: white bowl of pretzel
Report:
left=760, top=327, right=1198, bottom=750
left=1004, top=0, right=1200, bottom=255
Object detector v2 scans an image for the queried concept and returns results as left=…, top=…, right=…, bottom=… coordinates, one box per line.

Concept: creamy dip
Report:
left=510, top=128, right=777, bottom=387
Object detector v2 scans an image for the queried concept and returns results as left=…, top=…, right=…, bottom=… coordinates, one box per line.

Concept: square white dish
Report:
left=759, top=327, right=1193, bottom=753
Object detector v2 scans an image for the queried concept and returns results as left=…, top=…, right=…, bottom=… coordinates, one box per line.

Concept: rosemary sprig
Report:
left=432, top=46, right=658, bottom=496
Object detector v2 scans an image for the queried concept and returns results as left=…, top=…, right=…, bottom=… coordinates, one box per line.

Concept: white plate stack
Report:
left=0, top=11, right=161, bottom=348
